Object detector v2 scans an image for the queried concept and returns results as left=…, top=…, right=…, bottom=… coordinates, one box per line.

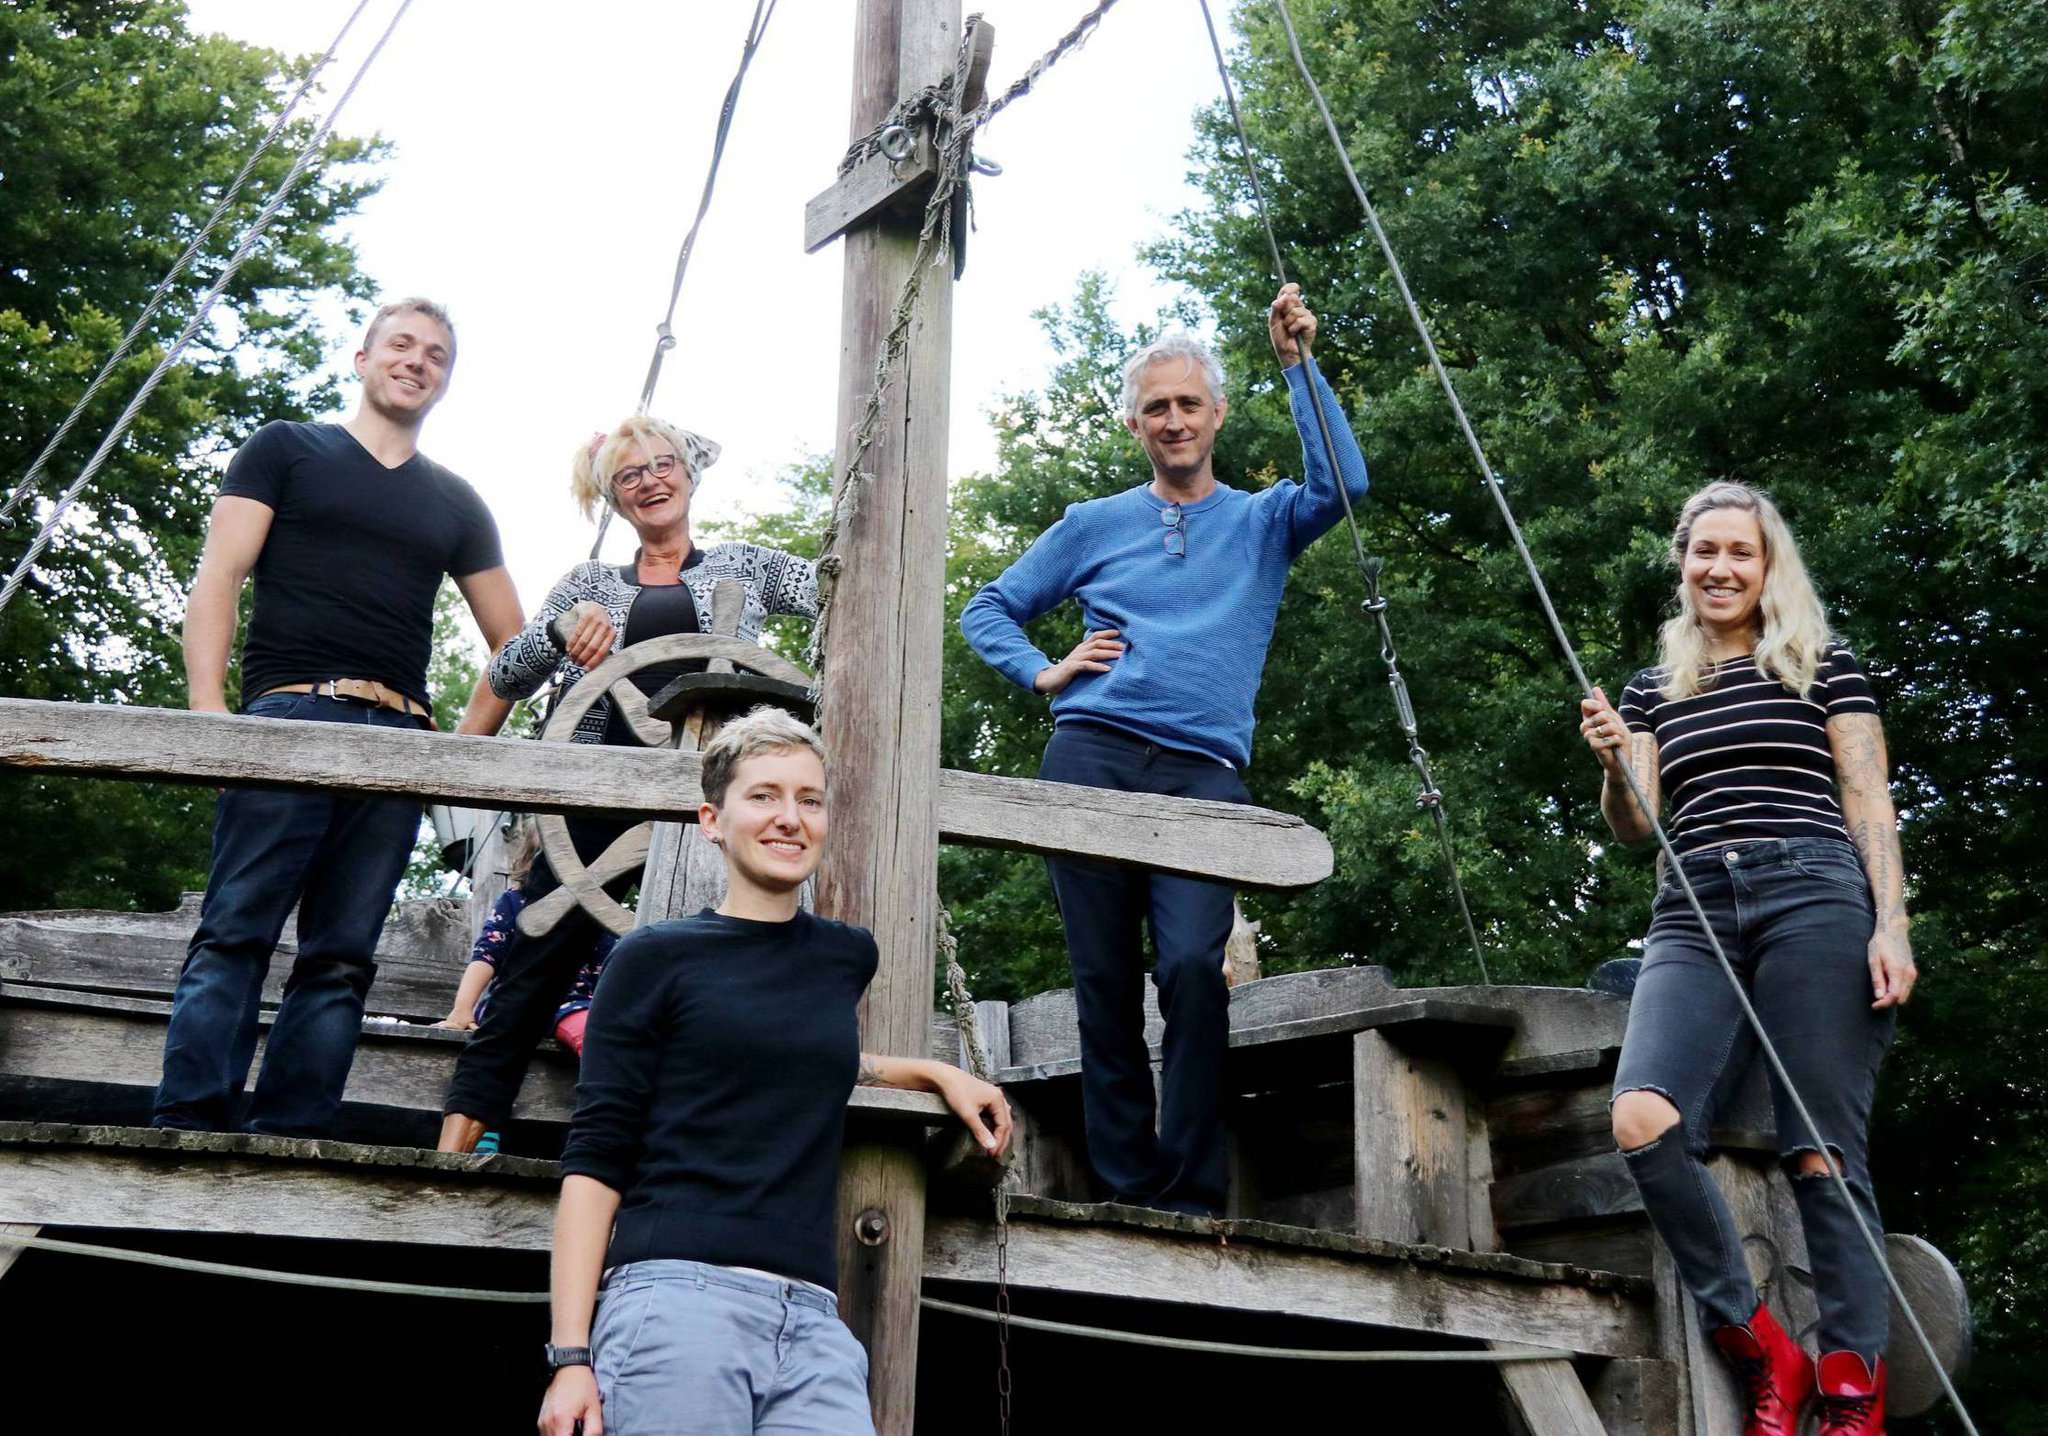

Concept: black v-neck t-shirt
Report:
left=221, top=421, right=502, bottom=707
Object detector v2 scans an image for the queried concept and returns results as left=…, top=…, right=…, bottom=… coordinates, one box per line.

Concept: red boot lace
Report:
left=1819, top=1390, right=1878, bottom=1431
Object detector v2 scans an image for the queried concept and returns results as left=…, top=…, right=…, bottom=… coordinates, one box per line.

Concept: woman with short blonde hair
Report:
left=1579, top=481, right=1912, bottom=1434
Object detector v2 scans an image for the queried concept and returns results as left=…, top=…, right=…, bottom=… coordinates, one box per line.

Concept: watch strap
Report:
left=544, top=1344, right=593, bottom=1371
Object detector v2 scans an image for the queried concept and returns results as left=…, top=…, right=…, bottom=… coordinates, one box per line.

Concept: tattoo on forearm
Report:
left=856, top=1055, right=884, bottom=1087
left=1836, top=716, right=1909, bottom=929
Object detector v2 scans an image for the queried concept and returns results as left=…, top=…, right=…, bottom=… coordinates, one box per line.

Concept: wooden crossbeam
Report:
left=0, top=698, right=1331, bottom=889
left=925, top=1196, right=1655, bottom=1360
left=0, top=984, right=951, bottom=1132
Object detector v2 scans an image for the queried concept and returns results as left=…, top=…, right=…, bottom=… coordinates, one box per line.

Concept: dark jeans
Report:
left=154, top=692, right=426, bottom=1136
left=1614, top=836, right=1895, bottom=1362
left=441, top=813, right=633, bottom=1129
left=1039, top=722, right=1249, bottom=1215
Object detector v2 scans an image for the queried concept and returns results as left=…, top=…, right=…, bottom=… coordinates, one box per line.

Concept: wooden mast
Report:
left=818, top=1, right=959, bottom=1430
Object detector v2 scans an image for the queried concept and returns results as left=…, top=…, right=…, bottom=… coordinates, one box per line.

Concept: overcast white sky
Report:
left=180, top=0, right=1233, bottom=617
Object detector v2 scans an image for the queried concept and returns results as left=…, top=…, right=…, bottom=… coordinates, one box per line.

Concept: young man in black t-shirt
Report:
left=153, top=298, right=526, bottom=1137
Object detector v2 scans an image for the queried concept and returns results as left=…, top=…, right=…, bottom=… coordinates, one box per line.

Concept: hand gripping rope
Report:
left=1254, top=2, right=1977, bottom=1426
left=1196, top=0, right=1490, bottom=986
left=0, top=0, right=417, bottom=619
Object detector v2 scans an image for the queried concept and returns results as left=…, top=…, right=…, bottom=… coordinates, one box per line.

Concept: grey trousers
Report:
left=593, top=1260, right=874, bottom=1435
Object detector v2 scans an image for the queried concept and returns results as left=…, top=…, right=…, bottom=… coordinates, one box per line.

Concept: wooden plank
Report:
left=937, top=766, right=1330, bottom=889
left=1587, top=1358, right=1684, bottom=1436
left=996, top=997, right=1513, bottom=1086
left=0, top=1123, right=560, bottom=1248
left=0, top=986, right=952, bottom=1132
left=925, top=1197, right=1655, bottom=1359
left=1002, top=965, right=1395, bottom=1071
left=1496, top=1354, right=1607, bottom=1435
left=0, top=902, right=468, bottom=1021
left=804, top=127, right=941, bottom=253
left=1494, top=1152, right=1642, bottom=1231
left=0, top=698, right=1330, bottom=889
left=1354, top=1029, right=1474, bottom=1249
left=0, top=1222, right=35, bottom=1281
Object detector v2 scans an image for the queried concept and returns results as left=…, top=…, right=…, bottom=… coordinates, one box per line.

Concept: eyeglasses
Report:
left=613, top=453, right=682, bottom=492
left=1161, top=503, right=1186, bottom=557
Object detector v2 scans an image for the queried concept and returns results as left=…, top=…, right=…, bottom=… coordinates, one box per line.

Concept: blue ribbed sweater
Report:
left=960, top=363, right=1368, bottom=768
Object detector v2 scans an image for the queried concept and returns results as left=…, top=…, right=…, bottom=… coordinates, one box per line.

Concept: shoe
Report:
left=1816, top=1350, right=1887, bottom=1434
left=1712, top=1301, right=1815, bottom=1436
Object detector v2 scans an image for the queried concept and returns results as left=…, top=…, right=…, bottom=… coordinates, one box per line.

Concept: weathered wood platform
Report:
left=928, top=1195, right=1653, bottom=1359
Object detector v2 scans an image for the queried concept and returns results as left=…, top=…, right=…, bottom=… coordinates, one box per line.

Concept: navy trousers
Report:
left=1039, top=722, right=1248, bottom=1214
left=154, top=692, right=425, bottom=1135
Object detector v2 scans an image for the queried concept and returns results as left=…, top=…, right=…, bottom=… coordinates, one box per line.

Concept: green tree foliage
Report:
left=0, top=1, right=385, bottom=910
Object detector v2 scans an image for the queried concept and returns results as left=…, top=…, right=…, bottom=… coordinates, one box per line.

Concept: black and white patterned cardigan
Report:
left=488, top=544, right=818, bottom=745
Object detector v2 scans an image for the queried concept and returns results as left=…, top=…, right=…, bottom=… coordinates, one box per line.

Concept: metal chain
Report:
left=0, top=0, right=417, bottom=618
left=994, top=1182, right=1013, bottom=1434
left=589, top=0, right=778, bottom=560
left=1197, top=0, right=1489, bottom=983
left=807, top=1, right=1122, bottom=704
left=1267, top=5, right=1976, bottom=1428
left=0, top=0, right=372, bottom=527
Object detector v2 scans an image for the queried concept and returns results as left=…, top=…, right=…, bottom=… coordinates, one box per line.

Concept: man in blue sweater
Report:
left=960, top=284, right=1367, bottom=1214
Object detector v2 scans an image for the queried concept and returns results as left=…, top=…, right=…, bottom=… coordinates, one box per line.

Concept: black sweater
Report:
left=559, top=909, right=879, bottom=1291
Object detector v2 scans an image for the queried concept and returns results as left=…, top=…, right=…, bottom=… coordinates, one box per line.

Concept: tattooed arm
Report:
left=857, top=1053, right=1013, bottom=1157
left=1828, top=711, right=1917, bottom=1008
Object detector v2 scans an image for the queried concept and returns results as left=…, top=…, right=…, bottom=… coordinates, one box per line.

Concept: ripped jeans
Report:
left=1613, top=836, right=1896, bottom=1363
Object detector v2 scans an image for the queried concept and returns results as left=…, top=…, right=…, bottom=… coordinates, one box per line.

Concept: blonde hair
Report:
left=700, top=706, right=826, bottom=809
left=569, top=416, right=722, bottom=522
left=505, top=820, right=543, bottom=886
left=364, top=297, right=456, bottom=366
left=1656, top=481, right=1831, bottom=700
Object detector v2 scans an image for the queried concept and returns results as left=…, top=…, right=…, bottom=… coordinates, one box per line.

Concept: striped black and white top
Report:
left=1619, top=645, right=1880, bottom=856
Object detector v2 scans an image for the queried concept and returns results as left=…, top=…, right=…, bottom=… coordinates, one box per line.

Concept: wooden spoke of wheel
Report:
left=527, top=633, right=813, bottom=939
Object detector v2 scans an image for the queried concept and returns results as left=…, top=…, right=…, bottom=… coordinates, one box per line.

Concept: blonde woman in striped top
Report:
left=1580, top=482, right=1911, bottom=1434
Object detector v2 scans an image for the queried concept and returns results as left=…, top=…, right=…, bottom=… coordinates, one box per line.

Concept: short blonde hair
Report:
left=364, top=297, right=456, bottom=366
left=699, top=706, right=826, bottom=809
left=569, top=416, right=722, bottom=522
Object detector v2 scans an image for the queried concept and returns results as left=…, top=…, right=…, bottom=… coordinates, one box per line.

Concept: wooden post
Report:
left=817, top=3, right=960, bottom=1431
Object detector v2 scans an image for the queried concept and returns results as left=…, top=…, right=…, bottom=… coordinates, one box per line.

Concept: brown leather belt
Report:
left=256, top=679, right=432, bottom=722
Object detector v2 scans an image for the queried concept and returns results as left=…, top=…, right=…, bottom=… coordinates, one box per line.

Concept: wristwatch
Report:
left=544, top=1344, right=593, bottom=1371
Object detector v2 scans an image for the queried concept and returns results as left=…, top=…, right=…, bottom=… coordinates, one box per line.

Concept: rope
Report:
left=940, top=906, right=992, bottom=1081
left=0, top=0, right=416, bottom=620
left=1196, top=0, right=1489, bottom=985
left=0, top=2, right=373, bottom=528
left=0, top=1232, right=1583, bottom=1362
left=807, top=1, right=1121, bottom=703
left=0, top=1230, right=548, bottom=1303
left=1266, top=6, right=1978, bottom=1429
left=922, top=1297, right=1576, bottom=1362
left=589, top=0, right=779, bottom=559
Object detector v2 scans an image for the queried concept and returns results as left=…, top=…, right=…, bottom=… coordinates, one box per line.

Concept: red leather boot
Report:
left=1816, top=1350, right=1887, bottom=1434
left=1711, top=1302, right=1815, bottom=1436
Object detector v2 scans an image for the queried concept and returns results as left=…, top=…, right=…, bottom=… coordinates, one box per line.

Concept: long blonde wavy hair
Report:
left=569, top=416, right=722, bottom=522
left=1656, top=481, right=1831, bottom=700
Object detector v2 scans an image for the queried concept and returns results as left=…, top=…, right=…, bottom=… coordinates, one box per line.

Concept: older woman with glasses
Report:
left=436, top=416, right=817, bottom=1154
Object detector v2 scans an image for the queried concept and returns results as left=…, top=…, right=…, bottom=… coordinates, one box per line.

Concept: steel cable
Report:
left=1265, top=3, right=1976, bottom=1426
left=0, top=0, right=417, bottom=618
left=0, top=0, right=373, bottom=527
left=1198, top=0, right=1489, bottom=984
